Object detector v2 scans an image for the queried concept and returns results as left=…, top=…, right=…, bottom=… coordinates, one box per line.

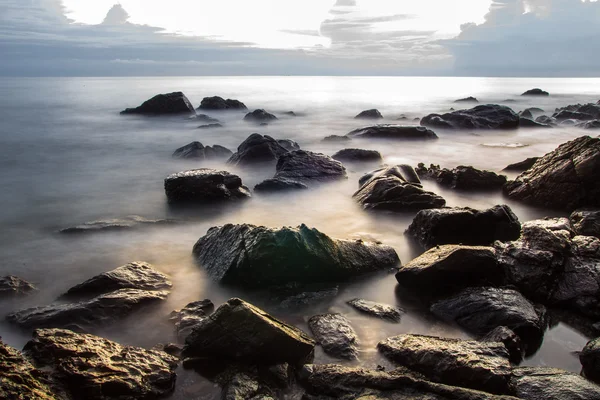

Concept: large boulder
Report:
left=355, top=109, right=383, bottom=119
left=24, top=328, right=178, bottom=400
left=120, top=92, right=195, bottom=115
left=61, top=261, right=171, bottom=299
left=504, top=136, right=600, bottom=210
left=332, top=148, right=382, bottom=163
left=183, top=298, right=315, bottom=364
left=192, top=224, right=399, bottom=288
left=570, top=209, right=600, bottom=238
left=522, top=88, right=549, bottom=96
left=353, top=175, right=445, bottom=211
left=244, top=109, right=278, bottom=123
left=172, top=141, right=232, bottom=159
left=308, top=313, right=359, bottom=360
left=420, top=105, right=520, bottom=130
left=346, top=298, right=403, bottom=322
left=254, top=178, right=308, bottom=193
left=406, top=205, right=521, bottom=249
left=502, top=157, right=539, bottom=172
left=395, top=245, right=502, bottom=297
left=227, top=134, right=289, bottom=166
left=347, top=125, right=438, bottom=140
left=378, top=334, right=512, bottom=395
left=59, top=215, right=180, bottom=234
left=164, top=169, right=250, bottom=204
left=273, top=150, right=347, bottom=182
left=417, top=164, right=507, bottom=190
left=580, top=337, right=600, bottom=384
left=511, top=367, right=600, bottom=400
left=0, top=275, right=36, bottom=298
left=198, top=96, right=247, bottom=110
left=6, top=289, right=168, bottom=331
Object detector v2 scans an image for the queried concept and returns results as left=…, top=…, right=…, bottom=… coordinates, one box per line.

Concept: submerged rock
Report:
left=570, top=209, right=600, bottom=238
left=420, top=105, right=520, bottom=130
left=164, top=169, right=251, bottom=203
left=578, top=120, right=600, bottom=129
left=359, top=164, right=421, bottom=188
left=120, top=92, right=195, bottom=115
left=169, top=299, right=215, bottom=340
left=322, top=135, right=351, bottom=143
left=172, top=142, right=232, bottom=159
left=192, top=223, right=399, bottom=288
left=183, top=298, right=315, bottom=364
left=417, top=164, right=507, bottom=190
left=521, top=88, right=549, bottom=96
left=504, top=136, right=600, bottom=210
left=347, top=125, right=438, bottom=140
left=378, top=334, right=512, bottom=395
left=481, top=326, right=524, bottom=364
left=227, top=134, right=289, bottom=166
left=308, top=313, right=359, bottom=360
left=347, top=298, right=403, bottom=322
left=535, top=115, right=557, bottom=125
left=355, top=109, right=383, bottom=119
left=511, top=367, right=600, bottom=400
left=24, top=328, right=178, bottom=400
left=59, top=215, right=180, bottom=234
left=0, top=275, right=36, bottom=298
left=254, top=178, right=308, bottom=192
left=244, top=109, right=278, bottom=123
left=519, top=117, right=552, bottom=128
left=197, top=123, right=223, bottom=129
left=198, top=96, right=247, bottom=111
left=274, top=150, right=347, bottom=182
left=191, top=113, right=219, bottom=123
left=502, top=157, right=539, bottom=172
left=406, top=205, right=521, bottom=249
left=332, top=148, right=382, bottom=163
left=454, top=96, right=479, bottom=103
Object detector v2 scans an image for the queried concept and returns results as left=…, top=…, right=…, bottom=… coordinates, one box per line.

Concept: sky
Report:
left=0, top=0, right=599, bottom=76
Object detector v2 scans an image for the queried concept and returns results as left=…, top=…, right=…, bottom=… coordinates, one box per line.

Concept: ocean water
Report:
left=0, top=76, right=598, bottom=398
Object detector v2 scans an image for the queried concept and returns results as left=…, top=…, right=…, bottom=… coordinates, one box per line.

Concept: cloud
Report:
left=102, top=4, right=129, bottom=25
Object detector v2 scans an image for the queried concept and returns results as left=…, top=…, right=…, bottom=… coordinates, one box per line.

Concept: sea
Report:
left=0, top=76, right=598, bottom=398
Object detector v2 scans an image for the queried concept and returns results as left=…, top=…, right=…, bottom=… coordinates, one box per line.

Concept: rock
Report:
left=502, top=157, right=539, bottom=172
left=120, top=91, right=195, bottom=115
left=61, top=261, right=171, bottom=299
left=421, top=105, right=520, bottom=130
left=378, top=334, right=512, bottom=395
left=521, top=88, right=549, bottom=96
left=308, top=313, right=359, bottom=360
left=511, top=367, right=600, bottom=400
left=0, top=275, right=36, bottom=298
left=332, top=148, right=382, bottom=163
left=222, top=372, right=259, bottom=400
left=524, top=107, right=545, bottom=115
left=274, top=286, right=339, bottom=311
left=347, top=125, right=438, bottom=140
left=254, top=178, right=308, bottom=192
left=322, top=135, right=351, bottom=143
left=455, top=96, right=479, bottom=103
left=191, top=113, right=219, bottom=123
left=7, top=289, right=169, bottom=330
left=244, top=109, right=278, bottom=123
left=570, top=209, right=600, bottom=238
left=227, top=134, right=289, bottom=166
left=359, top=164, right=421, bottom=188
left=579, top=120, right=600, bottom=129
left=430, top=287, right=545, bottom=346
left=198, top=96, right=247, bottom=111
left=519, top=110, right=533, bottom=119
left=346, top=298, right=403, bottom=322
left=535, top=115, right=557, bottom=125
left=274, top=150, right=347, bottom=182
left=277, top=139, right=300, bottom=151
left=355, top=109, right=383, bottom=119
left=0, top=339, right=59, bottom=399
left=164, top=169, right=251, bottom=204
left=504, top=136, right=600, bottom=210
left=283, top=111, right=297, bottom=116
left=172, top=141, right=232, bottom=159
left=553, top=110, right=596, bottom=121
left=169, top=299, right=215, bottom=340
left=580, top=337, right=600, bottom=384
left=560, top=119, right=579, bottom=126
left=481, top=326, right=524, bottom=364
left=353, top=175, right=445, bottom=211
left=519, top=118, right=552, bottom=128
left=197, top=123, right=223, bottom=129
left=416, top=164, right=507, bottom=190
left=395, top=245, right=502, bottom=297
left=192, top=224, right=399, bottom=288
left=24, top=328, right=178, bottom=399
left=406, top=205, right=521, bottom=249
left=183, top=298, right=315, bottom=364
left=59, top=215, right=180, bottom=234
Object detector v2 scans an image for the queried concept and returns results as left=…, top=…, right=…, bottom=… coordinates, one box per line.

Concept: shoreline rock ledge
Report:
left=192, top=223, right=399, bottom=288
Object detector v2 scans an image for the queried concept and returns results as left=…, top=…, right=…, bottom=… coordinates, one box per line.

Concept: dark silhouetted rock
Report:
left=164, top=169, right=250, bottom=203
left=421, top=105, right=520, bottom=130
left=355, top=109, right=383, bottom=119
left=197, top=123, right=223, bottom=129
left=227, top=134, right=289, bottom=166
left=504, top=136, right=600, bottom=210
left=502, top=157, right=539, bottom=172
left=254, top=178, right=308, bottom=192
left=481, top=326, right=524, bottom=364
left=121, top=92, right=195, bottom=115
left=396, top=245, right=502, bottom=297
left=192, top=224, right=399, bottom=288
left=198, top=96, right=247, bottom=111
left=580, top=337, right=600, bottom=384
left=511, top=367, right=600, bottom=400
left=283, top=111, right=297, bottom=116
left=0, top=275, right=36, bottom=298
left=570, top=209, right=600, bottom=238
left=308, top=313, right=359, bottom=360
left=183, top=298, right=315, bottom=364
left=378, top=334, right=512, bottom=395
left=455, top=96, right=479, bottom=103
left=169, top=299, right=214, bottom=340
left=347, top=298, right=403, bottom=322
left=535, top=115, right=557, bottom=125
left=277, top=139, right=300, bottom=151
left=521, top=88, right=549, bottom=96
left=347, top=125, right=438, bottom=140
left=417, top=164, right=507, bottom=190
left=172, top=141, right=232, bottom=159
left=553, top=110, right=596, bottom=121
left=406, top=205, right=521, bottom=249
left=59, top=215, right=180, bottom=234
left=274, top=150, right=347, bottom=182
left=191, top=113, right=219, bottom=123
left=354, top=175, right=445, bottom=211
left=579, top=120, right=600, bottom=129
left=560, top=119, right=578, bottom=126
left=519, top=109, right=533, bottom=119
left=62, top=261, right=171, bottom=299
left=519, top=118, right=552, bottom=128
left=322, top=135, right=351, bottom=143
left=24, top=328, right=178, bottom=400
left=359, top=164, right=421, bottom=188
left=332, top=148, right=382, bottom=163
left=7, top=289, right=169, bottom=331
left=244, top=109, right=278, bottom=123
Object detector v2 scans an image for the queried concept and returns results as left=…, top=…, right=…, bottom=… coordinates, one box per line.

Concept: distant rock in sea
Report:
left=521, top=88, right=549, bottom=96
left=120, top=92, right=195, bottom=115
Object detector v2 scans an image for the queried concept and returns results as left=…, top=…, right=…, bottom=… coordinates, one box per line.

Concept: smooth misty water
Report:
left=0, top=76, right=598, bottom=399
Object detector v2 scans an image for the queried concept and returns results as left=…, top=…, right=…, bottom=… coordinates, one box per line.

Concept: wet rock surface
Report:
left=347, top=124, right=438, bottom=140
left=192, top=223, right=399, bottom=288
left=406, top=205, right=521, bottom=249
left=580, top=337, right=600, bottom=384
left=244, top=109, right=278, bottom=123
left=511, top=367, right=600, bottom=400
left=254, top=178, right=308, bottom=192
left=359, top=164, right=422, bottom=188
left=346, top=298, right=403, bottom=322
left=570, top=209, right=600, bottom=238
left=481, top=326, right=524, bottom=364
left=0, top=275, right=36, bottom=298
left=502, top=157, right=539, bottom=172
left=417, top=164, right=507, bottom=190
left=59, top=215, right=180, bottom=234
left=120, top=91, right=195, bottom=115
left=504, top=136, right=600, bottom=210
left=227, top=134, right=289, bottom=166
left=308, top=313, right=359, bottom=360
left=164, top=169, right=251, bottom=203
left=172, top=141, right=232, bottom=159
left=354, top=109, right=383, bottom=119
left=420, top=105, right=520, bottom=130
left=274, top=150, right=347, bottom=182
left=198, top=96, right=247, bottom=110
left=332, top=148, right=382, bottom=162
left=169, top=299, right=215, bottom=340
